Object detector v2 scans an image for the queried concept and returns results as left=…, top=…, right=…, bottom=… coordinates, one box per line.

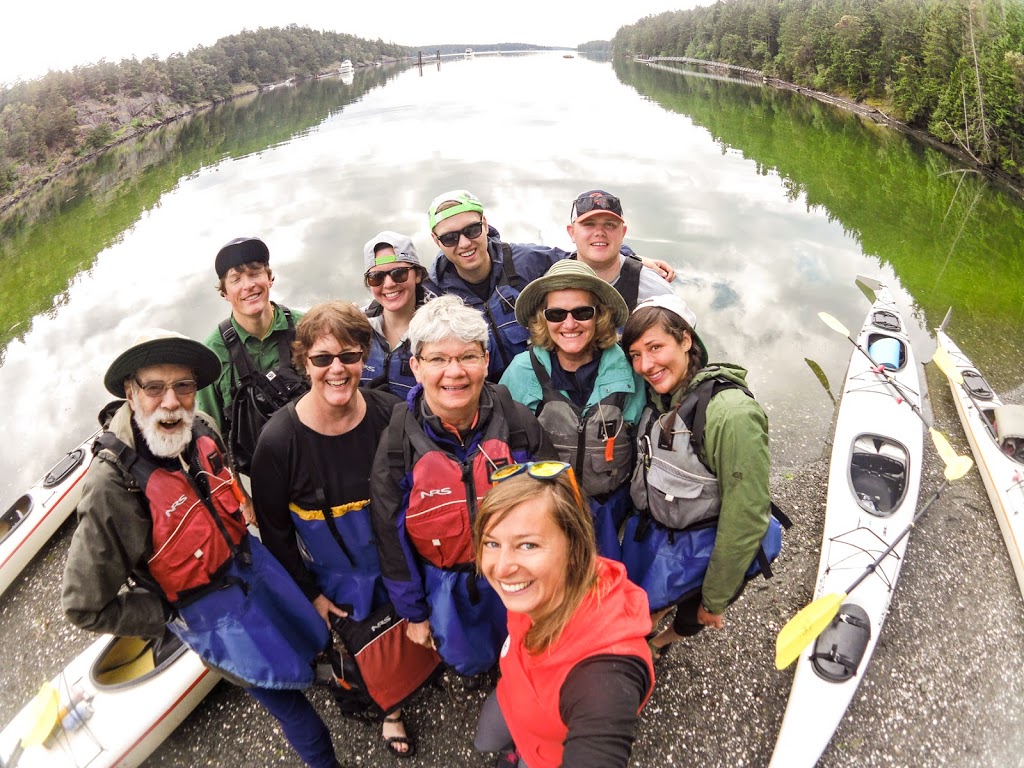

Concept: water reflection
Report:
left=1, top=52, right=1021, bottom=507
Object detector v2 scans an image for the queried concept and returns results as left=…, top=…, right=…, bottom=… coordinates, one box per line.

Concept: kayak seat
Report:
left=0, top=495, right=33, bottom=543
left=811, top=603, right=871, bottom=682
left=995, top=405, right=1024, bottom=463
left=93, top=637, right=157, bottom=687
left=962, top=369, right=994, bottom=400
left=851, top=452, right=906, bottom=516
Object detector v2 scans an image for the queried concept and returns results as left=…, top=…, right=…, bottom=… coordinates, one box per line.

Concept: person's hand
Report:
left=640, top=257, right=676, bottom=282
left=239, top=496, right=257, bottom=527
left=313, top=594, right=348, bottom=627
left=407, top=620, right=435, bottom=649
left=696, top=603, right=724, bottom=630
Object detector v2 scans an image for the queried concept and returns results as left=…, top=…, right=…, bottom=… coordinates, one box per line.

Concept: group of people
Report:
left=59, top=187, right=786, bottom=768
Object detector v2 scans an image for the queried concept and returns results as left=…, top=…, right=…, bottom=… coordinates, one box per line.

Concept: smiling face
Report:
left=366, top=254, right=421, bottom=314
left=222, top=263, right=273, bottom=322
left=627, top=324, right=693, bottom=395
left=544, top=288, right=597, bottom=367
left=567, top=213, right=627, bottom=277
left=127, top=363, right=197, bottom=458
left=304, top=332, right=364, bottom=412
left=432, top=211, right=491, bottom=284
left=409, top=338, right=488, bottom=429
left=479, top=494, right=569, bottom=621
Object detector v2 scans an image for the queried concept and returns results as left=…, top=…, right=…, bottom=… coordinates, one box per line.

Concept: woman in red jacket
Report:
left=472, top=462, right=655, bottom=768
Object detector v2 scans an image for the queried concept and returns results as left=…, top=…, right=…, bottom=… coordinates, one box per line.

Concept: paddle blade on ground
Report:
left=930, top=429, right=974, bottom=481
left=818, top=312, right=852, bottom=339
left=930, top=345, right=965, bottom=385
left=775, top=592, right=848, bottom=670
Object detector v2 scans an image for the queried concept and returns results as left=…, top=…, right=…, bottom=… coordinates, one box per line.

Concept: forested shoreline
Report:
left=614, top=0, right=1024, bottom=186
left=0, top=26, right=411, bottom=212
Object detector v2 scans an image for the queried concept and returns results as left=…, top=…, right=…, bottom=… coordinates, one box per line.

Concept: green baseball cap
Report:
left=428, top=190, right=485, bottom=230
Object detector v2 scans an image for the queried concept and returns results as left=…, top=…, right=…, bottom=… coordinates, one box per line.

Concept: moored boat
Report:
left=935, top=316, right=1024, bottom=599
left=0, top=633, right=218, bottom=767
left=0, top=429, right=100, bottom=599
left=770, top=276, right=924, bottom=767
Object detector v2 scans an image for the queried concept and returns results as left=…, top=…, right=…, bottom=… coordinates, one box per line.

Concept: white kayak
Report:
left=935, top=318, right=1024, bottom=600
left=0, top=429, right=101, bottom=599
left=770, top=276, right=924, bottom=767
left=0, top=633, right=219, bottom=768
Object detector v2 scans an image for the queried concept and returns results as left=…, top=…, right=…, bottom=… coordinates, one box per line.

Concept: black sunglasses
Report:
left=571, top=192, right=622, bottom=220
left=365, top=266, right=416, bottom=287
left=543, top=306, right=596, bottom=323
left=307, top=351, right=363, bottom=367
left=436, top=220, right=485, bottom=247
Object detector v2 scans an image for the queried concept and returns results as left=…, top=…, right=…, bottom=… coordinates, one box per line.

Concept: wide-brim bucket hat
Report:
left=514, top=259, right=629, bottom=328
left=104, top=329, right=222, bottom=397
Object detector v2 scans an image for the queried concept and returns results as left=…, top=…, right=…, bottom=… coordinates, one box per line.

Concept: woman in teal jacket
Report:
left=500, top=259, right=645, bottom=560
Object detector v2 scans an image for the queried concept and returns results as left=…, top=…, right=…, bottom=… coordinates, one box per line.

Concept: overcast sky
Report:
left=2, top=1, right=709, bottom=84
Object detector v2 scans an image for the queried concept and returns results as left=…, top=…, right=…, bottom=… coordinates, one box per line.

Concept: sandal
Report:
left=646, top=633, right=673, bottom=663
left=382, top=713, right=417, bottom=759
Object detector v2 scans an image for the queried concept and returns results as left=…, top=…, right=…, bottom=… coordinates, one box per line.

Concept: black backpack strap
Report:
left=498, top=242, right=525, bottom=292
left=491, top=383, right=530, bottom=453
left=616, top=256, right=642, bottom=313
left=275, top=305, right=298, bottom=367
left=95, top=431, right=157, bottom=491
left=682, top=377, right=753, bottom=465
left=219, top=318, right=259, bottom=381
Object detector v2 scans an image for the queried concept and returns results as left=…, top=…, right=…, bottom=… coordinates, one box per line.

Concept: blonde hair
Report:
left=474, top=472, right=597, bottom=654
left=527, top=291, right=619, bottom=353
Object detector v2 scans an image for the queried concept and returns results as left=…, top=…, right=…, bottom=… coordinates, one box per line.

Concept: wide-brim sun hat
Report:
left=104, top=329, right=222, bottom=397
left=632, top=294, right=709, bottom=367
left=514, top=259, right=629, bottom=328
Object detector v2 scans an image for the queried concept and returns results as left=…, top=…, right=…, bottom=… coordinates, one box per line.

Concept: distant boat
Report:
left=339, top=59, right=353, bottom=71
left=465, top=48, right=474, bottom=57
left=563, top=54, right=575, bottom=59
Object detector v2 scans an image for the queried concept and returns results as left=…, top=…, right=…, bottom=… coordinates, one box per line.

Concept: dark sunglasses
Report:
left=365, top=266, right=416, bottom=287
left=571, top=192, right=622, bottom=220
left=307, top=351, right=363, bottom=367
left=543, top=306, right=596, bottom=323
left=436, top=220, right=485, bottom=247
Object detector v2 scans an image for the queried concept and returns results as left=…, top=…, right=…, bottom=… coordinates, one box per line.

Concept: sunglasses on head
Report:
left=436, top=220, right=485, bottom=248
left=490, top=461, right=585, bottom=509
left=571, top=192, right=622, bottom=220
left=307, top=351, right=363, bottom=367
left=365, top=265, right=416, bottom=287
left=543, top=306, right=596, bottom=323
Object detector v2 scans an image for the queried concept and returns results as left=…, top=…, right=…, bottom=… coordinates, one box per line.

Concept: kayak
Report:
left=0, top=632, right=219, bottom=767
left=0, top=429, right=101, bottom=599
left=770, top=276, right=924, bottom=767
left=935, top=318, right=1024, bottom=599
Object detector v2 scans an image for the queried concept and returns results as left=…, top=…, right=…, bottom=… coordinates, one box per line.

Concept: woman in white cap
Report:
left=360, top=231, right=439, bottom=399
left=500, top=259, right=646, bottom=561
left=620, top=294, right=787, bottom=660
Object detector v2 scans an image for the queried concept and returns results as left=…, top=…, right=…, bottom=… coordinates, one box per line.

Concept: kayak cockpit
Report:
left=995, top=405, right=1024, bottom=464
left=0, top=494, right=34, bottom=545
left=91, top=633, right=188, bottom=690
left=849, top=435, right=909, bottom=516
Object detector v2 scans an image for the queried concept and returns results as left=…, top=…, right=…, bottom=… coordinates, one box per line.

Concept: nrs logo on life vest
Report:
left=420, top=488, right=452, bottom=499
left=166, top=494, right=188, bottom=517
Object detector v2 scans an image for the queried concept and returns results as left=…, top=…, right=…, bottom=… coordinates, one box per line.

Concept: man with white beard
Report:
left=62, top=330, right=347, bottom=768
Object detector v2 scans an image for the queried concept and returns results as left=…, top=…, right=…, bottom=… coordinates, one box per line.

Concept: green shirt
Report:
left=196, top=303, right=304, bottom=432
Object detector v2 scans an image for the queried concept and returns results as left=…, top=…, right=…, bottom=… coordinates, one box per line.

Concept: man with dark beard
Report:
left=62, top=330, right=345, bottom=768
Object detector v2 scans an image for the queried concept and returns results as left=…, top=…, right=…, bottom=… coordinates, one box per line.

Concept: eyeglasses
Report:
left=571, top=192, right=622, bottom=221
left=416, top=352, right=487, bottom=370
left=308, top=351, right=363, bottom=367
left=365, top=266, right=416, bottom=288
left=490, top=461, right=584, bottom=509
left=436, top=220, right=485, bottom=248
left=543, top=306, right=596, bottom=323
left=133, top=378, right=198, bottom=398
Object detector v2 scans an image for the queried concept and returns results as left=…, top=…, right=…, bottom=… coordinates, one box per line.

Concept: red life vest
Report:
left=405, top=436, right=513, bottom=568
left=96, top=427, right=247, bottom=603
left=496, top=558, right=655, bottom=768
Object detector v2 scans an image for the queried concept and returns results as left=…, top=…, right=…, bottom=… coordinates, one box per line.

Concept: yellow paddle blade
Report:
left=775, top=592, right=848, bottom=670
left=929, top=429, right=974, bottom=481
left=930, top=345, right=964, bottom=385
left=22, top=682, right=59, bottom=747
left=818, top=312, right=851, bottom=339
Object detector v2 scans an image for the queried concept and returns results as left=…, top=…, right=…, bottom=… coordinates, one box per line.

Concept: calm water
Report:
left=2, top=51, right=1022, bottom=508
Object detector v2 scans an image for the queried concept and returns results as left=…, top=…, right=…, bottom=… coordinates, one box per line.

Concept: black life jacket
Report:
left=95, top=421, right=249, bottom=605
left=219, top=304, right=309, bottom=474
